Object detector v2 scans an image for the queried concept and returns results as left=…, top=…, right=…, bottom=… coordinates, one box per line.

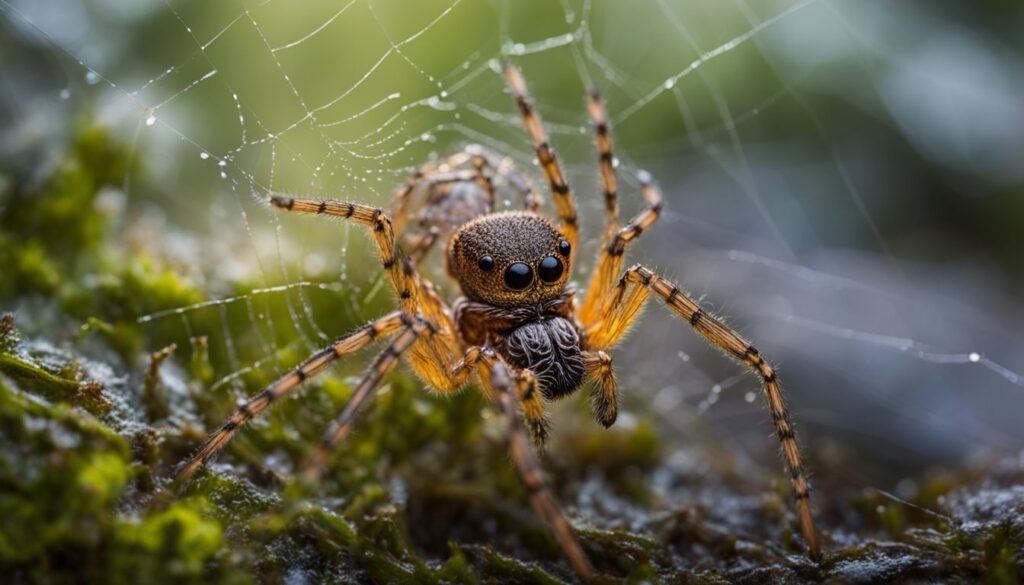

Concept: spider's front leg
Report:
left=269, top=196, right=419, bottom=314
left=302, top=316, right=434, bottom=480
left=584, top=264, right=821, bottom=560
left=175, top=311, right=413, bottom=484
left=478, top=353, right=595, bottom=583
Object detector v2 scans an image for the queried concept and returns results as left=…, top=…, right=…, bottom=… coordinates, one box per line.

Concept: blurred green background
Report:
left=2, top=0, right=1024, bottom=581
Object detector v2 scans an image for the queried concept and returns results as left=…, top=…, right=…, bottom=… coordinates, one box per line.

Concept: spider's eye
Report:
left=538, top=256, right=563, bottom=283
left=503, top=262, right=533, bottom=290
left=478, top=255, right=495, bottom=272
left=558, top=239, right=571, bottom=257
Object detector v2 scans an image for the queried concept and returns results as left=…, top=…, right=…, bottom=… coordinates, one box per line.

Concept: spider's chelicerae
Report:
left=177, top=65, right=820, bottom=581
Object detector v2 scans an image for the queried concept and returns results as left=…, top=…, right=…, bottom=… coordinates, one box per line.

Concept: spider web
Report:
left=4, top=0, right=1024, bottom=478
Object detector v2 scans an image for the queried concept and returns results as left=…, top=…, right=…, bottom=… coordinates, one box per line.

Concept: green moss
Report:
left=112, top=500, right=227, bottom=584
left=0, top=349, right=111, bottom=416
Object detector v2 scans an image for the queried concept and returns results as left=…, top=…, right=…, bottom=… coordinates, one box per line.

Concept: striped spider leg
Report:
left=175, top=311, right=417, bottom=483
left=569, top=89, right=819, bottom=559
left=504, top=63, right=579, bottom=263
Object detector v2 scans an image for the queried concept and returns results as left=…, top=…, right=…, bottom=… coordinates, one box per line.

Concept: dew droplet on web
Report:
left=85, top=70, right=100, bottom=85
left=200, top=152, right=210, bottom=160
left=145, top=115, right=157, bottom=126
left=744, top=391, right=756, bottom=403
left=968, top=352, right=981, bottom=363
left=664, top=78, right=675, bottom=89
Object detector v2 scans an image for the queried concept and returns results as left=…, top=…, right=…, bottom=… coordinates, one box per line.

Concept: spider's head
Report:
left=448, top=211, right=572, bottom=307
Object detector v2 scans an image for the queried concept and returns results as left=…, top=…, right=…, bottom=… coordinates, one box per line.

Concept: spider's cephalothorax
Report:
left=177, top=64, right=822, bottom=583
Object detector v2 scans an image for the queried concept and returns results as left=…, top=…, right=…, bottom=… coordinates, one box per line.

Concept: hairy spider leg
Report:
left=578, top=171, right=663, bottom=327
left=587, top=89, right=620, bottom=231
left=269, top=196, right=418, bottom=314
left=583, top=350, right=617, bottom=428
left=303, top=317, right=432, bottom=480
left=585, top=264, right=821, bottom=559
left=467, top=145, right=543, bottom=212
left=504, top=64, right=579, bottom=261
left=450, top=345, right=549, bottom=446
left=576, top=88, right=663, bottom=326
left=175, top=311, right=410, bottom=484
left=479, top=353, right=594, bottom=583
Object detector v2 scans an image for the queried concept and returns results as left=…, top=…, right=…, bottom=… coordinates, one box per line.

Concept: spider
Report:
left=176, top=64, right=820, bottom=581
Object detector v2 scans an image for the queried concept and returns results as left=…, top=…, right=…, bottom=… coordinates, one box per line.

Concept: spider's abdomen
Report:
left=498, top=317, right=585, bottom=399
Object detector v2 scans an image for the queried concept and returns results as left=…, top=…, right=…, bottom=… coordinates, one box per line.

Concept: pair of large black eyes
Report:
left=502, top=257, right=564, bottom=290
left=477, top=255, right=564, bottom=290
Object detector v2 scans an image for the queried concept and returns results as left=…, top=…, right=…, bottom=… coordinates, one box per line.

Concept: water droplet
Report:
left=145, top=115, right=157, bottom=126
left=664, top=78, right=675, bottom=90
left=85, top=70, right=100, bottom=85
left=711, top=384, right=722, bottom=394
left=968, top=352, right=981, bottom=363
left=744, top=391, right=756, bottom=403
left=199, top=152, right=210, bottom=160
left=59, top=89, right=71, bottom=100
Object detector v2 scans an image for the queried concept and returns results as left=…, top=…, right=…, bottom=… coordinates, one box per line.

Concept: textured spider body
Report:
left=176, top=65, right=821, bottom=582
left=449, top=212, right=586, bottom=400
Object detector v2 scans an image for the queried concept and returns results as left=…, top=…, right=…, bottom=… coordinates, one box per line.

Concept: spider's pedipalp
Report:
left=175, top=311, right=409, bottom=485
left=583, top=350, right=617, bottom=428
left=584, top=263, right=821, bottom=559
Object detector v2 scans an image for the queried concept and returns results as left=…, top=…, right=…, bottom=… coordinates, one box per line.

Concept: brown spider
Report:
left=176, top=64, right=820, bottom=581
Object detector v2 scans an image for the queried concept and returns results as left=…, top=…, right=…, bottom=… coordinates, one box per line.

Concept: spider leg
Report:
left=578, top=170, right=663, bottom=327
left=584, top=263, right=821, bottom=559
left=583, top=350, right=617, bottom=428
left=504, top=64, right=579, bottom=260
left=450, top=346, right=549, bottom=446
left=466, top=145, right=543, bottom=212
left=175, top=311, right=410, bottom=484
left=478, top=352, right=594, bottom=582
left=587, top=89, right=620, bottom=232
left=302, top=316, right=432, bottom=480
left=270, top=196, right=417, bottom=313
